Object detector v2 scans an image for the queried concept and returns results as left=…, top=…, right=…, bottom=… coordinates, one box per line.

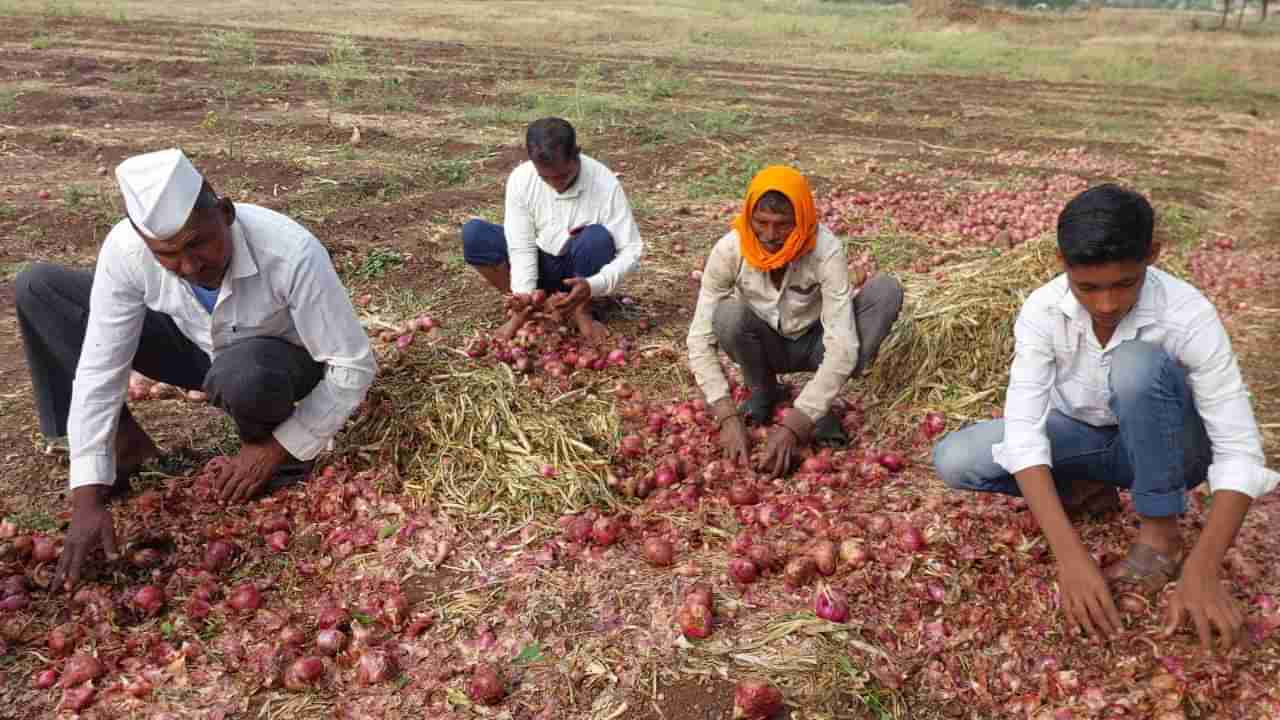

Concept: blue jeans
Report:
left=461, top=219, right=615, bottom=294
left=932, top=341, right=1211, bottom=518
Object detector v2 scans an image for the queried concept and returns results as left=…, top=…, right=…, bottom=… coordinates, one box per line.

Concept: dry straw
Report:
left=860, top=237, right=1060, bottom=428
left=342, top=343, right=621, bottom=525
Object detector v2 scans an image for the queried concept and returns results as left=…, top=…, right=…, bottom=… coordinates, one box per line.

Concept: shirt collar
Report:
left=554, top=158, right=588, bottom=199
left=225, top=216, right=259, bottom=281
left=1056, top=267, right=1161, bottom=335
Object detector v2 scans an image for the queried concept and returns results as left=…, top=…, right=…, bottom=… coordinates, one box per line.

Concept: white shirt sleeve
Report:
left=1177, top=304, right=1280, bottom=499
left=67, top=241, right=148, bottom=489
left=504, top=171, right=539, bottom=295
left=585, top=183, right=643, bottom=298
left=991, top=302, right=1056, bottom=475
left=793, top=249, right=859, bottom=422
left=686, top=236, right=738, bottom=407
left=271, top=242, right=378, bottom=460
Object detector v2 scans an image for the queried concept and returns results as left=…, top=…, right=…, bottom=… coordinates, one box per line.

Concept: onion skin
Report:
left=354, top=649, right=398, bottom=686
left=227, top=583, right=262, bottom=612
left=61, top=685, right=96, bottom=712
left=810, top=541, right=838, bottom=577
left=642, top=538, right=674, bottom=567
left=317, top=607, right=351, bottom=630
left=32, top=668, right=59, bottom=689
left=897, top=525, right=927, bottom=553
left=838, top=539, right=868, bottom=569
left=202, top=540, right=240, bottom=573
left=784, top=557, right=817, bottom=589
left=733, top=679, right=784, bottom=720
left=59, top=654, right=104, bottom=688
left=728, top=483, right=760, bottom=506
left=315, top=629, right=348, bottom=656
left=745, top=545, right=776, bottom=573
left=283, top=656, right=326, bottom=691
left=815, top=588, right=850, bottom=623
left=591, top=516, right=622, bottom=546
left=729, top=558, right=758, bottom=585
left=131, top=585, right=166, bottom=617
left=468, top=663, right=506, bottom=706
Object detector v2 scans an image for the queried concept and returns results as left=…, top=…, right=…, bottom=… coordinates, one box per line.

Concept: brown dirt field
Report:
left=2, top=10, right=1279, bottom=720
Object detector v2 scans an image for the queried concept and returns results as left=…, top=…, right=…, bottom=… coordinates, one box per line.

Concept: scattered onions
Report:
left=745, top=545, right=775, bottom=573
left=642, top=538, right=674, bottom=567
left=283, top=656, right=326, bottom=691
left=686, top=586, right=713, bottom=611
left=654, top=466, right=677, bottom=488
left=729, top=558, right=759, bottom=585
left=60, top=654, right=104, bottom=687
left=591, top=516, right=621, bottom=546
left=866, top=514, right=891, bottom=537
left=131, top=585, right=165, bottom=617
left=729, top=531, right=754, bottom=556
left=800, top=455, right=832, bottom=474
left=355, top=649, right=397, bottom=686
left=922, top=411, right=947, bottom=438
left=877, top=452, right=905, bottom=473
left=468, top=663, right=505, bottom=706
left=280, top=625, right=307, bottom=647
left=0, top=593, right=29, bottom=611
left=62, top=685, right=96, bottom=712
left=266, top=531, right=290, bottom=552
left=32, top=668, right=58, bottom=689
left=539, top=464, right=558, bottom=479
left=676, top=601, right=713, bottom=639
left=395, top=333, right=414, bottom=350
left=565, top=516, right=594, bottom=544
left=227, top=583, right=262, bottom=612
left=815, top=587, right=850, bottom=623
left=619, top=434, right=644, bottom=458
left=733, top=679, right=784, bottom=720
left=47, top=624, right=80, bottom=657
left=315, top=629, right=348, bottom=656
left=607, top=349, right=627, bottom=366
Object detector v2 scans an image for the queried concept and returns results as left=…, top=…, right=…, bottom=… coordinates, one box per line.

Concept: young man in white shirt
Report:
left=461, top=117, right=643, bottom=346
left=15, top=148, right=377, bottom=592
left=932, top=184, right=1277, bottom=653
left=687, top=165, right=903, bottom=477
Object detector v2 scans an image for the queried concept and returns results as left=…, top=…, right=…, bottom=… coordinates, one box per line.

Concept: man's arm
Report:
left=504, top=172, right=539, bottom=295
left=686, top=236, right=738, bottom=411
left=584, top=184, right=643, bottom=298
left=788, top=249, right=858, bottom=436
left=270, top=242, right=378, bottom=462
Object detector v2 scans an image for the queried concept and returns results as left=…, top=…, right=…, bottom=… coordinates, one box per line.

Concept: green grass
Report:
left=323, top=35, right=370, bottom=106
left=430, top=158, right=470, bottom=187
left=367, top=75, right=416, bottom=112
left=63, top=183, right=92, bottom=209
left=30, top=32, right=51, bottom=49
left=203, top=29, right=257, bottom=66
left=685, top=151, right=767, bottom=200
left=5, top=509, right=58, bottom=532
left=0, top=87, right=16, bottom=113
left=42, top=0, right=77, bottom=16
left=352, top=247, right=404, bottom=280
left=0, top=260, right=30, bottom=282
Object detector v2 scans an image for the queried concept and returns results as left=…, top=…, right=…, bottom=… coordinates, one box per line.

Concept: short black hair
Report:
left=1056, top=184, right=1154, bottom=266
left=526, top=117, right=579, bottom=165
left=192, top=180, right=221, bottom=212
left=755, top=190, right=793, bottom=217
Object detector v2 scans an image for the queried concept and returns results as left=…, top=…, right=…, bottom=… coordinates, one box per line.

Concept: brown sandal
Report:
left=1103, top=543, right=1183, bottom=594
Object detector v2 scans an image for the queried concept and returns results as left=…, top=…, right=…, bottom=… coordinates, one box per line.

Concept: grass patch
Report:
left=364, top=75, right=416, bottom=112
left=42, top=0, right=77, bottom=16
left=0, top=87, right=16, bottom=113
left=351, top=247, right=404, bottom=281
left=111, top=65, right=161, bottom=92
left=623, top=62, right=690, bottom=101
left=685, top=151, right=767, bottom=200
left=430, top=158, right=470, bottom=187
left=5, top=509, right=58, bottom=532
left=324, top=35, right=370, bottom=107
left=204, top=29, right=257, bottom=66
left=0, top=260, right=30, bottom=282
left=30, top=32, right=52, bottom=49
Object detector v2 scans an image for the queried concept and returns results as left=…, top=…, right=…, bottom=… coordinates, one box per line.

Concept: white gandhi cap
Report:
left=115, top=148, right=204, bottom=241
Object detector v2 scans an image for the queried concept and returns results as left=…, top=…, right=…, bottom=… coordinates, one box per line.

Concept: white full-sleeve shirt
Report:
left=67, top=204, right=377, bottom=489
left=503, top=153, right=643, bottom=297
left=992, top=266, right=1278, bottom=500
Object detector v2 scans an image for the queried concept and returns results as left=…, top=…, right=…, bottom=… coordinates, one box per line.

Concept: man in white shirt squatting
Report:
left=687, top=165, right=904, bottom=478
left=15, top=148, right=377, bottom=592
left=461, top=117, right=643, bottom=346
left=932, top=184, right=1278, bottom=653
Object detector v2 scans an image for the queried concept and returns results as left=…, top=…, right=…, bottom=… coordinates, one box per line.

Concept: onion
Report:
left=129, top=547, right=164, bottom=569
left=355, top=649, right=397, bottom=686
left=800, top=455, right=832, bottom=474
left=31, top=536, right=58, bottom=564
left=815, top=587, right=850, bottom=622
left=607, top=349, right=627, bottom=366
left=186, top=598, right=212, bottom=621
left=227, top=583, right=261, bottom=612
left=619, top=435, right=644, bottom=458
left=317, top=607, right=350, bottom=630
left=284, top=656, right=326, bottom=691
left=810, top=541, right=838, bottom=577
left=922, top=411, right=947, bottom=438
left=877, top=452, right=904, bottom=473
left=396, top=333, right=414, bottom=350
left=131, top=585, right=165, bottom=617
left=729, top=482, right=760, bottom=506
left=266, top=531, right=290, bottom=552
left=60, top=654, right=103, bottom=687
left=61, top=686, right=96, bottom=712
left=2, top=575, right=27, bottom=598
left=530, top=289, right=548, bottom=307
left=866, top=514, right=891, bottom=537
left=0, top=592, right=29, bottom=611
left=926, top=582, right=946, bottom=604
left=32, top=668, right=58, bottom=689
left=729, top=558, right=759, bottom=585
left=745, top=545, right=775, bottom=572
left=468, top=663, right=505, bottom=706
left=47, top=624, right=80, bottom=657
left=686, top=586, right=714, bottom=611
left=676, top=601, right=713, bottom=639
left=259, top=514, right=291, bottom=534
left=642, top=538, right=674, bottom=567
left=838, top=539, right=868, bottom=569
left=202, top=540, right=240, bottom=572
left=654, top=466, right=678, bottom=488
left=315, top=629, right=348, bottom=656
left=733, top=679, right=784, bottom=720
left=897, top=525, right=926, bottom=553
left=614, top=382, right=634, bottom=399
left=539, top=464, right=558, bottom=479
left=415, top=316, right=438, bottom=331
left=280, top=625, right=307, bottom=647
left=784, top=557, right=817, bottom=588
left=383, top=593, right=409, bottom=628
left=591, top=516, right=622, bottom=546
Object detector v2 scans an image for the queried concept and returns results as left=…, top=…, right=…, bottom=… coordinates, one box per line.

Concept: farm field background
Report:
left=1, top=1, right=1279, bottom=718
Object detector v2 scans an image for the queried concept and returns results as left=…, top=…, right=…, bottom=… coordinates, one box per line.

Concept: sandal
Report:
left=1103, top=543, right=1184, bottom=594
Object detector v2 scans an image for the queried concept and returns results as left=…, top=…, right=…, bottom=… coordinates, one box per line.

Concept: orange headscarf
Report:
left=732, top=165, right=817, bottom=271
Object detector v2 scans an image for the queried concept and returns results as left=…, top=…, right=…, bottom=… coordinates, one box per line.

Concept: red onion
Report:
left=877, top=452, right=904, bottom=473
left=926, top=582, right=946, bottom=604
left=59, top=654, right=103, bottom=687
left=607, top=349, right=627, bottom=366
left=756, top=503, right=786, bottom=528
left=266, top=530, right=290, bottom=552
left=730, top=531, right=754, bottom=556
left=227, top=583, right=261, bottom=612
left=2, top=574, right=27, bottom=598
left=32, top=668, right=58, bottom=689
left=591, top=516, right=621, bottom=546
left=284, top=656, right=326, bottom=691
left=539, top=464, right=558, bottom=479
left=654, top=466, right=677, bottom=488
left=642, top=538, right=674, bottom=567
left=202, top=540, right=240, bottom=573
left=355, top=649, right=397, bottom=686
left=565, top=515, right=594, bottom=543
left=838, top=540, right=868, bottom=569
left=280, top=625, right=307, bottom=647
left=259, top=514, right=291, bottom=534
left=47, top=624, right=80, bottom=657
left=383, top=593, right=409, bottom=627
left=186, top=598, right=212, bottom=621
left=800, top=455, right=832, bottom=474
left=729, top=482, right=760, bottom=506
left=31, top=536, right=58, bottom=564
left=0, top=592, right=29, bottom=611
left=866, top=514, right=891, bottom=537
left=897, top=525, right=926, bottom=553
left=468, top=663, right=505, bottom=706
left=131, top=585, right=165, bottom=617
left=61, top=685, right=96, bottom=712
left=676, top=601, right=713, bottom=639
left=733, top=679, right=784, bottom=720
left=619, top=435, right=644, bottom=458
left=686, top=586, right=714, bottom=611
left=784, top=557, right=817, bottom=588
left=922, top=411, right=947, bottom=438
left=614, top=382, right=634, bottom=399
left=810, top=541, right=837, bottom=577
left=415, top=316, right=438, bottom=331
left=815, top=587, right=850, bottom=622
left=317, top=607, right=350, bottom=630
left=396, top=333, right=414, bottom=350
left=315, top=629, right=348, bottom=656
left=745, top=544, right=775, bottom=572
left=729, top=558, right=759, bottom=585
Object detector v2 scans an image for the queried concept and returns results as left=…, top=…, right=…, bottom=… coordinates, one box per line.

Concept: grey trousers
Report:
left=711, top=273, right=905, bottom=403
left=15, top=263, right=324, bottom=444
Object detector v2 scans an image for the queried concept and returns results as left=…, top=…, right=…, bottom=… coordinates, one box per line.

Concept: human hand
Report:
left=719, top=415, right=751, bottom=466
left=1162, top=558, right=1244, bottom=653
left=52, top=486, right=118, bottom=592
left=496, top=305, right=533, bottom=343
left=758, top=425, right=801, bottom=478
left=552, top=278, right=592, bottom=312
left=1057, top=549, right=1122, bottom=640
left=214, top=439, right=290, bottom=504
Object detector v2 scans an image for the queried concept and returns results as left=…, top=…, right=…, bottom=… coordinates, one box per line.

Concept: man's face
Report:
left=750, top=205, right=796, bottom=253
left=140, top=204, right=234, bottom=289
left=1062, top=247, right=1158, bottom=332
left=532, top=155, right=580, bottom=194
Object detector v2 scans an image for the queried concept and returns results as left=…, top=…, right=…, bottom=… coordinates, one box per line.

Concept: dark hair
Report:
left=192, top=181, right=221, bottom=212
left=526, top=117, right=579, bottom=165
left=1056, top=184, right=1154, bottom=266
left=755, top=190, right=793, bottom=216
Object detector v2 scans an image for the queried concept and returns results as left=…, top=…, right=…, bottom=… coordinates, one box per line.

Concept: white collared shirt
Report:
left=686, top=225, right=859, bottom=423
left=993, top=266, right=1278, bottom=500
left=503, top=154, right=643, bottom=297
left=67, top=204, right=377, bottom=489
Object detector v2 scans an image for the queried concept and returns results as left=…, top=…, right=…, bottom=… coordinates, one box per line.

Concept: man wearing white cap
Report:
left=15, top=148, right=377, bottom=591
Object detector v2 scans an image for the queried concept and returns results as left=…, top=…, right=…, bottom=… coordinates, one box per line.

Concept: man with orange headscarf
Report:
left=687, top=166, right=904, bottom=477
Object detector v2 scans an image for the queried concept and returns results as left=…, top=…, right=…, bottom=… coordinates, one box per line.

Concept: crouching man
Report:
left=686, top=165, right=904, bottom=478
left=16, top=148, right=376, bottom=591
